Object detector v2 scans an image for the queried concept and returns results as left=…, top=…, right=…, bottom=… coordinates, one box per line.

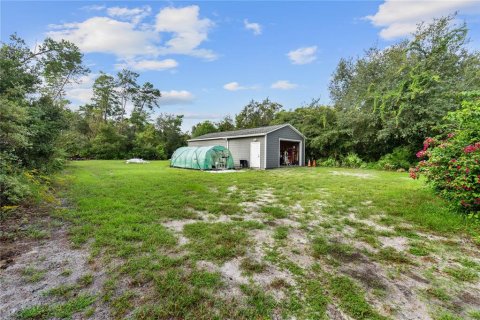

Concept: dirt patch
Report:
left=342, top=225, right=356, bottom=236
left=0, top=207, right=53, bottom=270
left=162, top=219, right=199, bottom=233
left=343, top=263, right=388, bottom=291
left=197, top=258, right=245, bottom=299
left=457, top=290, right=479, bottom=305
left=241, top=188, right=277, bottom=214
left=227, top=185, right=238, bottom=193
left=274, top=218, right=301, bottom=228
left=390, top=280, right=431, bottom=320
left=290, top=202, right=304, bottom=213
left=281, top=230, right=315, bottom=269
left=348, top=213, right=393, bottom=233
left=379, top=236, right=408, bottom=251
left=352, top=240, right=378, bottom=253
left=162, top=219, right=197, bottom=246
left=0, top=227, right=106, bottom=319
left=249, top=228, right=275, bottom=248
left=257, top=188, right=276, bottom=203
left=341, top=260, right=431, bottom=320
left=221, top=258, right=249, bottom=285
left=252, top=265, right=295, bottom=300
left=361, top=200, right=373, bottom=206
left=326, top=304, right=350, bottom=320
left=196, top=260, right=218, bottom=273
left=219, top=256, right=295, bottom=301
left=207, top=170, right=245, bottom=174
left=310, top=200, right=328, bottom=210
left=0, top=250, right=17, bottom=271
left=330, top=171, right=376, bottom=179
left=406, top=272, right=430, bottom=284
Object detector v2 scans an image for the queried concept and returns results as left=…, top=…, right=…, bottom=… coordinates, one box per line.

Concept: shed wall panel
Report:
left=188, top=139, right=227, bottom=148
left=266, top=126, right=305, bottom=168
left=227, top=136, right=265, bottom=169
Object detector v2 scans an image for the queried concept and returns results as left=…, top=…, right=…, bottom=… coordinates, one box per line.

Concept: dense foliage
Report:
left=191, top=116, right=235, bottom=138
left=1, top=35, right=87, bottom=205
left=59, top=70, right=187, bottom=160
left=236, top=98, right=283, bottom=129
left=272, top=99, right=341, bottom=160
left=326, top=16, right=479, bottom=161
left=410, top=94, right=480, bottom=214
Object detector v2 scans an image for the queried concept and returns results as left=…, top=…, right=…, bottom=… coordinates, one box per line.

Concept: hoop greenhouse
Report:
left=170, top=146, right=235, bottom=170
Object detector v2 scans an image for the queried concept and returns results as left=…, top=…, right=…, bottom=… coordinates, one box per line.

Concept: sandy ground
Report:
left=163, top=187, right=480, bottom=319
left=0, top=225, right=107, bottom=319
left=2, top=183, right=479, bottom=319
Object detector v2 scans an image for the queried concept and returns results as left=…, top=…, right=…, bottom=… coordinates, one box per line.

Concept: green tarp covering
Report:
left=170, top=146, right=235, bottom=170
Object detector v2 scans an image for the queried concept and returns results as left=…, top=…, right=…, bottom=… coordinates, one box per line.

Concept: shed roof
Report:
left=188, top=124, right=304, bottom=141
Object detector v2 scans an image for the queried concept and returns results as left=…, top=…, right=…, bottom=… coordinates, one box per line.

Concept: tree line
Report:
left=194, top=17, right=479, bottom=170
left=1, top=16, right=479, bottom=206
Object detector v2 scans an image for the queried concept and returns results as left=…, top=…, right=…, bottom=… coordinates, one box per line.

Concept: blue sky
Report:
left=2, top=1, right=480, bottom=131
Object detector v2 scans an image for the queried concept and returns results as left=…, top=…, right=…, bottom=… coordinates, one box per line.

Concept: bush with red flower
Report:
left=410, top=97, right=480, bottom=216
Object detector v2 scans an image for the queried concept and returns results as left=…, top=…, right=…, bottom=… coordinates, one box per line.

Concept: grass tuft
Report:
left=17, top=295, right=96, bottom=319
left=424, top=287, right=451, bottom=302
left=21, top=267, right=46, bottom=283
left=183, top=222, right=251, bottom=262
left=240, top=257, right=267, bottom=274
left=444, top=267, right=479, bottom=282
left=78, top=273, right=94, bottom=287
left=304, top=279, right=329, bottom=317
left=376, top=247, right=413, bottom=264
left=273, top=226, right=289, bottom=240
left=261, top=206, right=288, bottom=219
left=329, top=276, right=387, bottom=320
left=42, top=284, right=78, bottom=298
left=239, top=285, right=277, bottom=318
left=312, top=236, right=357, bottom=262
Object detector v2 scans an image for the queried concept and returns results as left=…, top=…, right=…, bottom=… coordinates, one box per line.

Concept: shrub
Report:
left=341, top=153, right=364, bottom=168
left=361, top=162, right=381, bottom=170
left=90, top=124, right=128, bottom=159
left=410, top=98, right=480, bottom=215
left=318, top=157, right=338, bottom=167
left=377, top=147, right=412, bottom=170
left=0, top=173, right=31, bottom=205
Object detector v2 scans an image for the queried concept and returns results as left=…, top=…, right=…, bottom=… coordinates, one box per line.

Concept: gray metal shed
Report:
left=187, top=124, right=305, bottom=169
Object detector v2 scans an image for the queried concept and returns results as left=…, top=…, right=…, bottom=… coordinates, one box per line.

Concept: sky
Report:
left=2, top=1, right=480, bottom=131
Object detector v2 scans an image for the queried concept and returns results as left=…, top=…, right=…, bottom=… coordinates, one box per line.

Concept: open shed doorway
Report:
left=280, top=139, right=301, bottom=166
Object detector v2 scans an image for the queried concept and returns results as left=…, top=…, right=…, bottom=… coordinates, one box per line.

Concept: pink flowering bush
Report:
left=410, top=98, right=480, bottom=215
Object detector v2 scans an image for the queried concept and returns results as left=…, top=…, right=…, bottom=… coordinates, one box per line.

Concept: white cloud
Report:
left=115, top=59, right=178, bottom=71
left=48, top=17, right=159, bottom=58
left=271, top=80, right=298, bottom=90
left=244, top=19, right=262, bottom=35
left=64, top=73, right=97, bottom=107
left=47, top=5, right=216, bottom=67
left=287, top=46, right=317, bottom=65
left=155, top=6, right=216, bottom=60
left=64, top=73, right=193, bottom=110
left=223, top=82, right=247, bottom=91
left=161, top=90, right=194, bottom=105
left=181, top=112, right=223, bottom=120
left=82, top=4, right=106, bottom=11
left=65, top=88, right=93, bottom=106
left=366, top=0, right=480, bottom=39
left=107, top=6, right=151, bottom=24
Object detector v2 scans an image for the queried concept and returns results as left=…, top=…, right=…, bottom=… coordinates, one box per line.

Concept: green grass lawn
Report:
left=24, top=160, right=480, bottom=319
